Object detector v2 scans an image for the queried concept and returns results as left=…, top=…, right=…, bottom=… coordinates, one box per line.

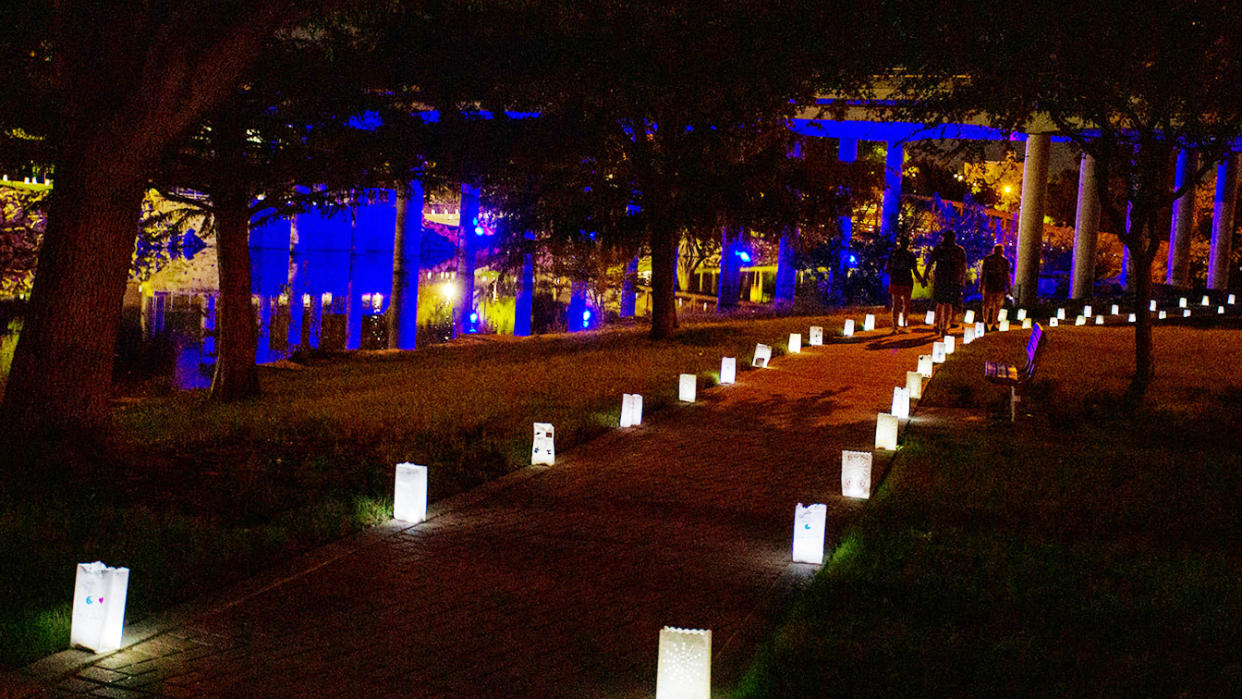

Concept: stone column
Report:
left=1014, top=133, right=1051, bottom=305
left=1070, top=152, right=1101, bottom=300
left=881, top=141, right=904, bottom=240
left=619, top=254, right=638, bottom=319
left=455, top=183, right=481, bottom=334
left=718, top=227, right=743, bottom=312
left=1166, top=149, right=1196, bottom=288
left=514, top=233, right=536, bottom=336
left=345, top=214, right=363, bottom=350
left=388, top=181, right=424, bottom=349
left=1209, top=153, right=1238, bottom=290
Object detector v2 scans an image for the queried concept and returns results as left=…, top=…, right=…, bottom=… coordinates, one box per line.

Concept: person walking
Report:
left=920, top=229, right=967, bottom=336
left=886, top=236, right=918, bottom=333
left=981, top=243, right=1012, bottom=331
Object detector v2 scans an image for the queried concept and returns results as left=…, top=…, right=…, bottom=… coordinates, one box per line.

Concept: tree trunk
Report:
left=0, top=161, right=144, bottom=438
left=1128, top=248, right=1156, bottom=401
left=648, top=221, right=679, bottom=339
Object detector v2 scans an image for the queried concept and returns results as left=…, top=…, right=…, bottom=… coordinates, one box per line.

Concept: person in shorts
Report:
left=886, top=236, right=918, bottom=333
left=981, top=243, right=1012, bottom=331
left=921, top=230, right=967, bottom=336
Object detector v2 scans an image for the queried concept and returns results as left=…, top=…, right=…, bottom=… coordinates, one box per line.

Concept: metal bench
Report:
left=984, top=322, right=1046, bottom=421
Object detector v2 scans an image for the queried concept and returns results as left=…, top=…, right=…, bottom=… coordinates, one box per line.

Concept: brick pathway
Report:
left=23, top=329, right=936, bottom=697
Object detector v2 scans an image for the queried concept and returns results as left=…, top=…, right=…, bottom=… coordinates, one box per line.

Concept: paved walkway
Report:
left=24, top=329, right=936, bottom=697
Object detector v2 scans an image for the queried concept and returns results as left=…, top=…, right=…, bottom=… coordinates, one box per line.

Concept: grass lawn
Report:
left=0, top=312, right=863, bottom=670
left=738, top=322, right=1242, bottom=697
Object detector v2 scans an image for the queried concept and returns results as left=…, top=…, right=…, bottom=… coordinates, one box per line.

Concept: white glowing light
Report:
left=1021, top=318, right=1031, bottom=329
left=1219, top=306, right=1226, bottom=315
left=925, top=310, right=935, bottom=326
left=1111, top=304, right=1119, bottom=315
left=788, top=333, right=801, bottom=354
left=1016, top=308, right=1027, bottom=321
left=620, top=393, right=644, bottom=427
left=875, top=413, right=899, bottom=450
left=999, top=320, right=1011, bottom=332
left=1095, top=315, right=1104, bottom=325
left=1183, top=309, right=1191, bottom=317
left=918, top=354, right=933, bottom=378
left=963, top=309, right=975, bottom=325
left=1083, top=305, right=1092, bottom=317
left=752, top=344, right=771, bottom=368
left=975, top=321, right=985, bottom=337
left=71, top=562, right=129, bottom=653
left=720, top=357, right=736, bottom=384
left=1230, top=294, right=1236, bottom=305
left=1202, top=295, right=1210, bottom=306
left=863, top=314, right=875, bottom=332
left=906, top=371, right=923, bottom=400
left=394, top=463, right=428, bottom=524
left=656, top=627, right=712, bottom=699
left=1075, top=315, right=1086, bottom=326
left=1159, top=311, right=1167, bottom=319
left=1057, top=308, right=1066, bottom=319
left=1128, top=313, right=1136, bottom=323
left=998, top=308, right=1009, bottom=322
left=932, top=341, right=946, bottom=363
left=1049, top=317, right=1059, bottom=327
left=532, top=423, right=555, bottom=465
left=843, top=319, right=855, bottom=337
left=841, top=451, right=873, bottom=499
left=792, top=503, right=828, bottom=564
left=679, top=374, right=696, bottom=403
left=963, top=326, right=975, bottom=344
left=809, top=326, right=823, bottom=346
left=944, top=335, right=955, bottom=354
left=1179, top=297, right=1188, bottom=308
left=891, top=386, right=910, bottom=419
left=1150, top=299, right=1158, bottom=311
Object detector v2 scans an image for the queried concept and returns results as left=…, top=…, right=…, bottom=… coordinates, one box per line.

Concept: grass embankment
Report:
left=738, top=324, right=1242, bottom=697
left=0, top=313, right=857, bottom=670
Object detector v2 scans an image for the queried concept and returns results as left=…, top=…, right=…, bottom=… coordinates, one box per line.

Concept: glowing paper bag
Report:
left=1049, top=317, right=1059, bottom=327
left=1179, top=297, right=1188, bottom=308
left=620, top=393, right=644, bottom=427
left=975, top=321, right=986, bottom=337
left=1056, top=308, right=1066, bottom=319
left=1159, top=311, right=1167, bottom=319
left=1183, top=309, right=1191, bottom=317
left=1128, top=313, right=1136, bottom=323
left=752, top=344, right=771, bottom=368
left=656, top=627, right=712, bottom=699
left=809, top=326, right=824, bottom=346
left=679, top=374, right=696, bottom=403
left=999, top=320, right=1011, bottom=332
left=1150, top=299, right=1158, bottom=311
left=1219, top=306, right=1226, bottom=315
left=963, top=309, right=975, bottom=325
left=963, top=326, right=975, bottom=344
left=1110, top=304, right=1119, bottom=315
left=1230, top=294, right=1236, bottom=305
left=906, top=371, right=923, bottom=400
left=875, top=413, right=899, bottom=450
left=843, top=319, right=855, bottom=337
left=1016, top=308, right=1027, bottom=321
left=1083, top=305, right=1092, bottom=317
left=1202, top=295, right=1210, bottom=306
left=1075, top=315, right=1086, bottom=326
left=944, top=335, right=956, bottom=354
left=791, top=503, right=828, bottom=564
left=891, top=386, right=910, bottom=419
left=1095, top=315, right=1104, bottom=325
left=720, top=357, right=737, bottom=384
left=788, top=333, right=801, bottom=354
left=925, top=310, right=935, bottom=325
left=1021, top=318, right=1032, bottom=329
left=841, top=450, right=873, bottom=499
left=863, top=314, right=876, bottom=331
left=932, top=341, right=946, bottom=363
left=532, top=423, right=555, bottom=465
left=71, top=562, right=129, bottom=653
left=998, top=308, right=1008, bottom=322
left=393, top=463, right=428, bottom=524
left=918, top=354, right=933, bottom=378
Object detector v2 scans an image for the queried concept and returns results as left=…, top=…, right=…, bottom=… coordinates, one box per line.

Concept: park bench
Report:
left=984, top=322, right=1046, bottom=421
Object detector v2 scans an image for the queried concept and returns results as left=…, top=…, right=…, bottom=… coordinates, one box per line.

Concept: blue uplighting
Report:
left=736, top=250, right=752, bottom=264
left=583, top=310, right=592, bottom=323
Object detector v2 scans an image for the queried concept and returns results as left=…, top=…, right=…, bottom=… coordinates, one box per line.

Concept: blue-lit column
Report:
left=389, top=181, right=424, bottom=349
left=717, top=227, right=742, bottom=312
left=881, top=140, right=904, bottom=240
left=619, top=254, right=638, bottom=318
left=836, top=214, right=853, bottom=299
left=838, top=137, right=858, bottom=163
left=1209, top=153, right=1238, bottom=290
left=514, top=232, right=535, bottom=336
left=568, top=279, right=589, bottom=331
left=455, top=184, right=481, bottom=335
left=201, top=294, right=217, bottom=363
left=1014, top=133, right=1050, bottom=305
left=308, top=293, right=323, bottom=348
left=1166, top=149, right=1196, bottom=288
left=1070, top=152, right=1100, bottom=300
left=345, top=210, right=363, bottom=350
left=773, top=230, right=796, bottom=306
left=287, top=220, right=306, bottom=350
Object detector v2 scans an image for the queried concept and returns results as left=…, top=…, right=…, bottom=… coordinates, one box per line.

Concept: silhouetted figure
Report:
left=886, top=236, right=918, bottom=333
left=920, top=230, right=967, bottom=336
left=981, top=243, right=1012, bottom=330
